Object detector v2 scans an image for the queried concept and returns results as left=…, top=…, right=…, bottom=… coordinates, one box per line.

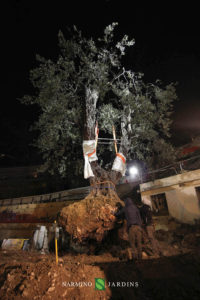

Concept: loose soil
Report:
left=0, top=224, right=200, bottom=300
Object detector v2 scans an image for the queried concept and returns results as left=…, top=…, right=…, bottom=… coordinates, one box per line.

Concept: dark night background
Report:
left=1, top=0, right=200, bottom=167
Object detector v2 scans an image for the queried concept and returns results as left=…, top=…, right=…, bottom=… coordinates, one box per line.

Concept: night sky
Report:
left=1, top=0, right=200, bottom=165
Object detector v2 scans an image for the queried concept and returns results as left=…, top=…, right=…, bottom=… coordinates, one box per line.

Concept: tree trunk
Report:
left=59, top=88, right=128, bottom=245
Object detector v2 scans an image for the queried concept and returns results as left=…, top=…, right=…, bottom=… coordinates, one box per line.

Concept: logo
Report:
left=95, top=278, right=105, bottom=290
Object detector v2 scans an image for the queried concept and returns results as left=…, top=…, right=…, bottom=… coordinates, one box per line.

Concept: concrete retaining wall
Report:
left=140, top=169, right=200, bottom=224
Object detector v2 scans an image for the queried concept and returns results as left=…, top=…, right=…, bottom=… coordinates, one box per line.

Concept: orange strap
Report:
left=116, top=153, right=126, bottom=164
left=88, top=149, right=96, bottom=157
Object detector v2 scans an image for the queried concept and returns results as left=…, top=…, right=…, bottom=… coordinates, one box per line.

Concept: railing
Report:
left=1, top=154, right=200, bottom=207
left=0, top=186, right=90, bottom=207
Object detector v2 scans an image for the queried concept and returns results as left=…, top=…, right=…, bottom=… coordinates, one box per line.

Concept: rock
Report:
left=162, top=250, right=169, bottom=256
left=22, top=289, right=29, bottom=297
left=62, top=290, right=68, bottom=297
left=142, top=251, right=148, bottom=259
left=19, top=284, right=25, bottom=291
left=7, top=274, right=14, bottom=282
left=48, top=286, right=55, bottom=292
left=58, top=258, right=63, bottom=263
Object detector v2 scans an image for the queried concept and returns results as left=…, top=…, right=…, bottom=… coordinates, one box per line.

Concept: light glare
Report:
left=129, top=166, right=138, bottom=176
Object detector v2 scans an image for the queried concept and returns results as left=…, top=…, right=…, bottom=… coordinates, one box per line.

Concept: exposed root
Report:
left=59, top=191, right=123, bottom=244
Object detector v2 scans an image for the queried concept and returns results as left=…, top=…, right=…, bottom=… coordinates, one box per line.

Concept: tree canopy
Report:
left=21, top=23, right=177, bottom=182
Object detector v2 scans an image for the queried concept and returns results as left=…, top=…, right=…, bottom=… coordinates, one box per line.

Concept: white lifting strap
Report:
left=83, top=140, right=98, bottom=179
left=112, top=152, right=126, bottom=176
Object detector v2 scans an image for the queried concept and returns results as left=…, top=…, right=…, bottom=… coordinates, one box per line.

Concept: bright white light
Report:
left=129, top=166, right=138, bottom=176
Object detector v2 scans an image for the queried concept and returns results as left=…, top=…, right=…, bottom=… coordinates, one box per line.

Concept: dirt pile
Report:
left=0, top=251, right=113, bottom=300
left=155, top=224, right=200, bottom=256
left=1, top=223, right=200, bottom=299
left=0, top=247, right=200, bottom=300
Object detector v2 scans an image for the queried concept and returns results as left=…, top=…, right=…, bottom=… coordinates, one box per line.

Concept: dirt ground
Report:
left=0, top=224, right=200, bottom=300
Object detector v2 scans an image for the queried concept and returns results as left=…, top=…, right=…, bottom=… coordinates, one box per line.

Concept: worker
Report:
left=115, top=197, right=143, bottom=260
left=139, top=200, right=162, bottom=256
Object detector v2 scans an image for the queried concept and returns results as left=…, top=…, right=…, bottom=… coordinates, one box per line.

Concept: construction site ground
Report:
left=0, top=224, right=200, bottom=300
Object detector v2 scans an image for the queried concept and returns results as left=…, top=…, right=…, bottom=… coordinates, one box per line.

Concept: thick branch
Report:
left=119, top=106, right=132, bottom=157
left=83, top=87, right=131, bottom=187
left=84, top=87, right=98, bottom=140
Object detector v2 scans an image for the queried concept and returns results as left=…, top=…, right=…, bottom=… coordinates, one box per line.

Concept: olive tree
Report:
left=21, top=23, right=177, bottom=243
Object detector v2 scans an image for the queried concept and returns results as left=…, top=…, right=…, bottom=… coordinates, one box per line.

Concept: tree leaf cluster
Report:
left=21, top=23, right=178, bottom=179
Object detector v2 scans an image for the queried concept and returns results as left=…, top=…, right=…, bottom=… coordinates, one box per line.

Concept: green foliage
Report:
left=21, top=23, right=178, bottom=178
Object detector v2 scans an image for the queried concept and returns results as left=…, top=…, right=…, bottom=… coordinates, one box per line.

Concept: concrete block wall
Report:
left=140, top=169, right=200, bottom=224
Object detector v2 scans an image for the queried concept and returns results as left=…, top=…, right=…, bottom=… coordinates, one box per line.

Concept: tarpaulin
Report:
left=33, top=225, right=47, bottom=250
left=1, top=239, right=26, bottom=250
left=112, top=153, right=126, bottom=176
left=83, top=140, right=98, bottom=179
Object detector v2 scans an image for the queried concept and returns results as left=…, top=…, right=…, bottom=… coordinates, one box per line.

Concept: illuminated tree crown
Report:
left=21, top=23, right=177, bottom=180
